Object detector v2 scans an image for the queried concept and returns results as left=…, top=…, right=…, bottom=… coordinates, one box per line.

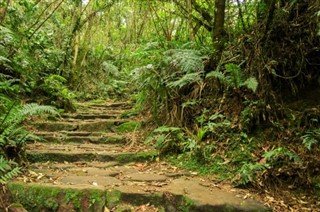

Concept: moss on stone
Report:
left=116, top=152, right=158, bottom=163
left=115, top=121, right=141, bottom=133
left=8, top=183, right=60, bottom=211
left=7, top=183, right=105, bottom=211
left=106, top=189, right=121, bottom=208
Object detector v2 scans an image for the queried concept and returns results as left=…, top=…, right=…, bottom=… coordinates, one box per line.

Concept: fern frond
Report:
left=1, top=103, right=58, bottom=134
left=20, top=103, right=58, bottom=117
left=167, top=72, right=202, bottom=88
left=0, top=56, right=11, bottom=64
left=142, top=42, right=160, bottom=51
left=225, top=63, right=243, bottom=88
left=302, top=129, right=320, bottom=150
left=0, top=25, right=16, bottom=45
left=164, top=49, right=206, bottom=74
left=205, top=71, right=227, bottom=81
left=241, top=77, right=259, bottom=93
left=263, top=147, right=300, bottom=162
left=235, top=162, right=270, bottom=185
left=0, top=156, right=20, bottom=183
left=0, top=156, right=11, bottom=172
left=0, top=167, right=20, bottom=183
left=1, top=125, right=24, bottom=139
left=0, top=102, right=16, bottom=128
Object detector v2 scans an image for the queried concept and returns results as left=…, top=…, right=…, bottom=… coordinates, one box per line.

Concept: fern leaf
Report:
left=0, top=156, right=20, bottom=183
left=0, top=167, right=20, bottom=183
left=0, top=56, right=11, bottom=64
left=0, top=157, right=11, bottom=172
left=167, top=72, right=202, bottom=88
left=241, top=77, right=259, bottom=93
left=205, top=71, right=227, bottom=81
left=225, top=63, right=243, bottom=88
left=20, top=103, right=58, bottom=117
left=263, top=147, right=300, bottom=162
left=164, top=49, right=206, bottom=74
left=302, top=129, right=320, bottom=150
left=1, top=103, right=57, bottom=128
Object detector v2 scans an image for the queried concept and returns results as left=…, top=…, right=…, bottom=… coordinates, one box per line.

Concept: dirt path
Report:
left=8, top=101, right=269, bottom=211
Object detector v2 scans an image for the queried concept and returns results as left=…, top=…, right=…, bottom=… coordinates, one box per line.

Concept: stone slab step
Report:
left=29, top=161, right=178, bottom=181
left=26, top=143, right=157, bottom=163
left=76, top=101, right=132, bottom=110
left=32, top=119, right=130, bottom=132
left=60, top=113, right=119, bottom=120
left=8, top=177, right=269, bottom=211
left=71, top=108, right=128, bottom=115
left=35, top=131, right=110, bottom=136
left=34, top=132, right=126, bottom=144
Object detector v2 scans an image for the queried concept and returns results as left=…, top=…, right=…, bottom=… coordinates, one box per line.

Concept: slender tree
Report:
left=212, top=0, right=226, bottom=60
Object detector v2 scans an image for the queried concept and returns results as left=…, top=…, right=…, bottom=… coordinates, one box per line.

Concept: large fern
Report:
left=206, top=63, right=258, bottom=93
left=0, top=103, right=58, bottom=130
left=0, top=103, right=58, bottom=164
left=162, top=49, right=207, bottom=89
left=164, top=49, right=207, bottom=74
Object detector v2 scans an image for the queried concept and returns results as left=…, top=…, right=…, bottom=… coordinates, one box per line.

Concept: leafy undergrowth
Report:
left=143, top=98, right=320, bottom=211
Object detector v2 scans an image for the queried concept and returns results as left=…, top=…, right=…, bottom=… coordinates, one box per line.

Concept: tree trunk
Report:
left=207, top=0, right=226, bottom=71
left=72, top=33, right=80, bottom=67
left=212, top=0, right=226, bottom=55
left=187, top=0, right=194, bottom=41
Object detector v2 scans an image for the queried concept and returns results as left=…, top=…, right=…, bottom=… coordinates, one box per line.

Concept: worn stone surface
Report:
left=124, top=173, right=167, bottom=182
left=10, top=101, right=269, bottom=211
left=60, top=176, right=122, bottom=186
left=33, top=119, right=130, bottom=132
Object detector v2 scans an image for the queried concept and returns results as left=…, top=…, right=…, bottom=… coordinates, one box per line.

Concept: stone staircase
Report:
left=7, top=101, right=268, bottom=211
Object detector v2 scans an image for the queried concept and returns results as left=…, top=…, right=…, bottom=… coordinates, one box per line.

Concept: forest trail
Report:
left=8, top=101, right=268, bottom=211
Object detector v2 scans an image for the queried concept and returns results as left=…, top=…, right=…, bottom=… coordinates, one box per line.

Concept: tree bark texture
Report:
left=208, top=0, right=226, bottom=69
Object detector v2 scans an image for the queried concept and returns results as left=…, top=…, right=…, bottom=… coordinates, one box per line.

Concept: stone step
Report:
left=76, top=101, right=132, bottom=110
left=26, top=143, right=157, bottom=163
left=32, top=119, right=132, bottom=132
left=14, top=100, right=270, bottom=211
left=34, top=132, right=126, bottom=144
left=60, top=113, right=119, bottom=120
left=35, top=131, right=107, bottom=136
left=8, top=176, right=268, bottom=211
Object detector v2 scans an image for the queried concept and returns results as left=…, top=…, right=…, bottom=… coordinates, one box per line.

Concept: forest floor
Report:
left=3, top=100, right=318, bottom=211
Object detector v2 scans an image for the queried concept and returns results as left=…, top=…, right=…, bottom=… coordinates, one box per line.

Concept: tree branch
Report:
left=27, top=0, right=57, bottom=34
left=28, top=0, right=64, bottom=39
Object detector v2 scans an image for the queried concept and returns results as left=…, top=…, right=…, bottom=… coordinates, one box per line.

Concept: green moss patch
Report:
left=116, top=152, right=158, bottom=163
left=8, top=183, right=106, bottom=211
left=115, top=121, right=142, bottom=133
left=106, top=189, right=122, bottom=208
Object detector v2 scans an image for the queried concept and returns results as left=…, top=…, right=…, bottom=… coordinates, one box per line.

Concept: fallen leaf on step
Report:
left=28, top=170, right=38, bottom=176
left=103, top=206, right=110, bottom=212
left=134, top=163, right=144, bottom=168
left=37, top=173, right=44, bottom=180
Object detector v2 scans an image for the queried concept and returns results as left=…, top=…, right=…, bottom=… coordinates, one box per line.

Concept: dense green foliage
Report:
left=0, top=0, right=319, bottom=204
